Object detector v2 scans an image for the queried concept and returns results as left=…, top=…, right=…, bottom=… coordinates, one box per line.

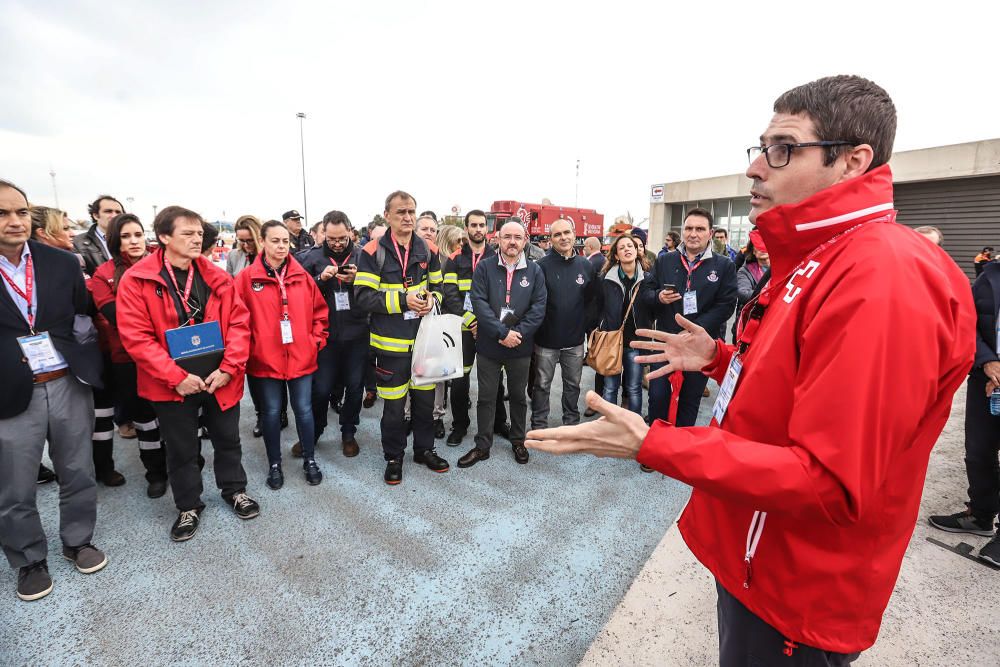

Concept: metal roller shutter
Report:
left=894, top=175, right=1000, bottom=279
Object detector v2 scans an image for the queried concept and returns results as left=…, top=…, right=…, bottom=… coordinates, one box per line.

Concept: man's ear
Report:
left=841, top=144, right=875, bottom=181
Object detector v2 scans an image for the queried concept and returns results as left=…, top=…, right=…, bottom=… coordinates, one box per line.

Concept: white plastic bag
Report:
left=410, top=304, right=464, bottom=386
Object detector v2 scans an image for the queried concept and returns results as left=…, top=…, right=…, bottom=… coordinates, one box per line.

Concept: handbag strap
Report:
left=618, top=282, right=640, bottom=331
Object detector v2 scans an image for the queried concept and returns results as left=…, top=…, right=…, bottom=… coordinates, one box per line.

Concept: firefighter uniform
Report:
left=355, top=233, right=443, bottom=461
left=441, top=243, right=507, bottom=437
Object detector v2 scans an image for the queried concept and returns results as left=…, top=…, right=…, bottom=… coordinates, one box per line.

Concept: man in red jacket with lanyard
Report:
left=527, top=75, right=976, bottom=665
left=118, top=206, right=259, bottom=543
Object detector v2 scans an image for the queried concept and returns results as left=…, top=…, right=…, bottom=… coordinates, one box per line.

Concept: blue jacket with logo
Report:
left=470, top=253, right=547, bottom=360
left=640, top=246, right=737, bottom=339
left=534, top=252, right=602, bottom=349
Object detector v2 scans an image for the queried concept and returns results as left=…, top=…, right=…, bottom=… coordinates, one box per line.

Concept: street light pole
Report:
left=297, top=112, right=308, bottom=225
left=49, top=166, right=59, bottom=209
left=575, top=159, right=580, bottom=207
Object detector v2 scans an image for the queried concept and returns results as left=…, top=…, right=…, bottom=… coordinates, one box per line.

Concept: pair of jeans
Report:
left=475, top=355, right=530, bottom=451
left=312, top=337, right=366, bottom=439
left=531, top=344, right=585, bottom=429
left=648, top=367, right=709, bottom=426
left=602, top=348, right=643, bottom=414
left=965, top=370, right=1000, bottom=523
left=152, top=393, right=247, bottom=512
left=248, top=375, right=315, bottom=466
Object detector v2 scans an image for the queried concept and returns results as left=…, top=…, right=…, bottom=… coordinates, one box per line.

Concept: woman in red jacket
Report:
left=89, top=214, right=169, bottom=497
left=235, top=220, right=329, bottom=489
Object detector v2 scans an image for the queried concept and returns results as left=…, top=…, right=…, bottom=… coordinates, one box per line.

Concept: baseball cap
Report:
left=282, top=210, right=303, bottom=221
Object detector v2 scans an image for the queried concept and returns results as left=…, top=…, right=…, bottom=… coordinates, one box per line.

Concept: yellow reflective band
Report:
left=379, top=282, right=405, bottom=291
left=431, top=290, right=444, bottom=304
left=443, top=273, right=459, bottom=285
left=458, top=279, right=472, bottom=290
left=385, top=291, right=402, bottom=314
left=370, top=333, right=413, bottom=352
left=428, top=270, right=443, bottom=284
left=462, top=311, right=476, bottom=326
left=355, top=272, right=380, bottom=289
left=408, top=382, right=435, bottom=391
left=377, top=383, right=409, bottom=400
left=405, top=280, right=429, bottom=293
left=463, top=365, right=474, bottom=373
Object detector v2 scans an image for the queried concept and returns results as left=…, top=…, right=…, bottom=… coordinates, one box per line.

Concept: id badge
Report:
left=683, top=290, right=698, bottom=315
left=464, top=293, right=473, bottom=312
left=334, top=291, right=351, bottom=311
left=711, top=355, right=743, bottom=425
left=499, top=307, right=515, bottom=322
left=17, top=332, right=61, bottom=373
left=280, top=319, right=294, bottom=345
left=404, top=310, right=419, bottom=320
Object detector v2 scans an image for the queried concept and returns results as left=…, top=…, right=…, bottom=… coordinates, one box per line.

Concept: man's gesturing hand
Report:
left=526, top=391, right=649, bottom=459
left=632, top=314, right=718, bottom=381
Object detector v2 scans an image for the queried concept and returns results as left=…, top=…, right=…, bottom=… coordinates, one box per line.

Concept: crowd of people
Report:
left=2, top=72, right=999, bottom=666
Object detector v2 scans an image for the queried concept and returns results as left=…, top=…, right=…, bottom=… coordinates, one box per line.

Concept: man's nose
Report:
left=746, top=153, right=768, bottom=181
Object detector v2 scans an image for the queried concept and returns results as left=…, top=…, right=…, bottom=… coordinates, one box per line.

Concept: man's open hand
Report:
left=526, top=391, right=649, bottom=459
left=632, top=314, right=717, bottom=381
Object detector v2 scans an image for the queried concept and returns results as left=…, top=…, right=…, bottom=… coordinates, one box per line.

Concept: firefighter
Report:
left=354, top=191, right=450, bottom=485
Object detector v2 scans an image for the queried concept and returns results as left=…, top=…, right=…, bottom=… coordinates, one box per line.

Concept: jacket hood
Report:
left=129, top=248, right=233, bottom=290
left=755, top=164, right=895, bottom=282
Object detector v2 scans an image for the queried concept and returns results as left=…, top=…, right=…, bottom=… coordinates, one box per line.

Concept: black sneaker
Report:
left=16, top=561, right=52, bottom=601
left=433, top=418, right=446, bottom=439
left=512, top=443, right=529, bottom=465
left=61, top=543, right=108, bottom=574
left=980, top=535, right=1000, bottom=568
left=414, top=449, right=449, bottom=473
left=37, top=464, right=57, bottom=485
left=446, top=429, right=466, bottom=446
left=384, top=459, right=403, bottom=485
left=266, top=464, right=284, bottom=490
left=280, top=412, right=289, bottom=429
left=170, top=509, right=202, bottom=542
left=227, top=492, right=260, bottom=520
left=304, top=459, right=323, bottom=486
left=252, top=417, right=262, bottom=438
left=928, top=510, right=995, bottom=537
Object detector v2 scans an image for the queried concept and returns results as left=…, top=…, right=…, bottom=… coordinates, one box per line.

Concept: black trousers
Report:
left=153, top=393, right=247, bottom=512
left=450, top=330, right=507, bottom=433
left=375, top=354, right=435, bottom=461
left=475, top=354, right=530, bottom=451
left=111, top=362, right=167, bottom=483
left=965, top=370, right=1000, bottom=522
left=717, top=582, right=860, bottom=666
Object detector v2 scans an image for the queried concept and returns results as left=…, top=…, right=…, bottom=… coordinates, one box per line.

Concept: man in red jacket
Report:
left=117, top=206, right=259, bottom=543
left=527, top=75, right=976, bottom=665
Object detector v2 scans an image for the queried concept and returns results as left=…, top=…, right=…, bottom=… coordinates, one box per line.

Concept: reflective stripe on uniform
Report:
left=443, top=272, right=459, bottom=285
left=428, top=270, right=443, bottom=284
left=458, top=279, right=472, bottom=290
left=462, top=311, right=476, bottom=327
left=408, top=382, right=435, bottom=391
left=385, top=291, right=402, bottom=314
left=463, top=364, right=474, bottom=374
left=355, top=271, right=380, bottom=289
left=370, top=333, right=414, bottom=352
left=377, top=383, right=409, bottom=400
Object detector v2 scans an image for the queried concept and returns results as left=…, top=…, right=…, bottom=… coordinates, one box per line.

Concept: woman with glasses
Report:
left=89, top=214, right=170, bottom=497
left=234, top=221, right=329, bottom=489
left=226, top=215, right=262, bottom=277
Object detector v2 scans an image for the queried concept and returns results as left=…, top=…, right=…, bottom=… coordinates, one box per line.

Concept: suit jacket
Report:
left=72, top=223, right=111, bottom=276
left=0, top=241, right=103, bottom=418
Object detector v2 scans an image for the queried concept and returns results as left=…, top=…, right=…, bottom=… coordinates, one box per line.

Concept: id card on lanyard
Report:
left=499, top=262, right=516, bottom=323
left=1, top=255, right=61, bottom=372
left=466, top=251, right=483, bottom=312
left=274, top=263, right=294, bottom=345
left=679, top=253, right=704, bottom=315
left=392, top=236, right=420, bottom=320
left=712, top=356, right=742, bottom=424
left=164, top=259, right=197, bottom=326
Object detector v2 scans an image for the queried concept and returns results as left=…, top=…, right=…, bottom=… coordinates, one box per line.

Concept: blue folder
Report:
left=165, top=321, right=225, bottom=379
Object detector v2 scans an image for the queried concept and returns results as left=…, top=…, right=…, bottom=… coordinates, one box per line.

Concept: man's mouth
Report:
left=750, top=189, right=769, bottom=205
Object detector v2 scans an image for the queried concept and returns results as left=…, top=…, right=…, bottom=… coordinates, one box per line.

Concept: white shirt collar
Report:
left=498, top=252, right=527, bottom=270
left=0, top=243, right=31, bottom=271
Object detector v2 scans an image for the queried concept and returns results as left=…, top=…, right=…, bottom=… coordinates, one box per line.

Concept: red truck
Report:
left=488, top=200, right=604, bottom=245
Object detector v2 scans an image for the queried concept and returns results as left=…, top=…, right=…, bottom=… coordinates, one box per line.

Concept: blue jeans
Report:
left=248, top=375, right=314, bottom=465
left=602, top=348, right=643, bottom=414
left=312, top=337, right=367, bottom=438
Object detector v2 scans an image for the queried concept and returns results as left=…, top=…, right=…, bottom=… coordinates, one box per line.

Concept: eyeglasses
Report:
left=327, top=236, right=350, bottom=245
left=746, top=141, right=856, bottom=168
left=237, top=238, right=255, bottom=245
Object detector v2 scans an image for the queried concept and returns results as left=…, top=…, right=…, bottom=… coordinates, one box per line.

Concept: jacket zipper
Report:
left=743, top=510, right=767, bottom=589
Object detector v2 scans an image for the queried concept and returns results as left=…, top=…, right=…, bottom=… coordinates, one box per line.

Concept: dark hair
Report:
left=601, top=234, right=649, bottom=276
left=201, top=222, right=219, bottom=253
left=464, top=209, right=486, bottom=226
left=773, top=75, right=896, bottom=170
left=323, top=210, right=353, bottom=230
left=419, top=210, right=437, bottom=221
left=88, top=195, right=125, bottom=223
left=384, top=190, right=416, bottom=213
left=259, top=220, right=289, bottom=241
left=713, top=227, right=729, bottom=238
left=684, top=207, right=714, bottom=227
left=107, top=213, right=145, bottom=292
left=666, top=231, right=681, bottom=248
left=154, top=205, right=203, bottom=239
left=0, top=179, right=28, bottom=203
left=366, top=218, right=386, bottom=234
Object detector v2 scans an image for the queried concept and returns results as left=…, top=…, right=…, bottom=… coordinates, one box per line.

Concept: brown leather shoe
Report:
left=342, top=437, right=359, bottom=458
left=290, top=441, right=303, bottom=458
left=457, top=447, right=490, bottom=468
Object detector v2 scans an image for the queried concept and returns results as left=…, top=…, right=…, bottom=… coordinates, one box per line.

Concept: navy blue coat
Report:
left=471, top=253, right=547, bottom=360
left=640, top=246, right=737, bottom=338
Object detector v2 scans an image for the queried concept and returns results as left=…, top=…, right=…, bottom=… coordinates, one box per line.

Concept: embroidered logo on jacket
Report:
left=251, top=281, right=264, bottom=292
left=707, top=270, right=718, bottom=283
left=783, top=260, right=821, bottom=304
left=575, top=273, right=584, bottom=285
left=520, top=277, right=529, bottom=287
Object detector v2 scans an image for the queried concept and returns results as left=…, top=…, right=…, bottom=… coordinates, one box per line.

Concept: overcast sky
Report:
left=4, top=1, right=999, bottom=228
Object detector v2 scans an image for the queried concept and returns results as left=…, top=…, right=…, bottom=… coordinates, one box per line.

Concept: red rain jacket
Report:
left=233, top=255, right=328, bottom=380
left=637, top=165, right=975, bottom=653
left=89, top=258, right=131, bottom=363
left=117, top=250, right=251, bottom=410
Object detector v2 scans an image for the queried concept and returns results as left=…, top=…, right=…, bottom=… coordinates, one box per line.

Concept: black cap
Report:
left=282, top=210, right=302, bottom=221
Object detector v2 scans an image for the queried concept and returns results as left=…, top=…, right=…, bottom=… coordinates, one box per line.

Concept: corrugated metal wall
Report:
left=894, top=175, right=1000, bottom=279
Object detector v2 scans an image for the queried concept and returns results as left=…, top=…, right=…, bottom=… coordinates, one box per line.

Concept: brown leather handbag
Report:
left=586, top=284, right=640, bottom=376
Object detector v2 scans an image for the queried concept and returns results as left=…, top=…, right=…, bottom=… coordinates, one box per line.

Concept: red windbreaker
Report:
left=637, top=165, right=975, bottom=653
left=233, top=255, right=328, bottom=380
left=89, top=258, right=132, bottom=363
left=116, top=249, right=251, bottom=410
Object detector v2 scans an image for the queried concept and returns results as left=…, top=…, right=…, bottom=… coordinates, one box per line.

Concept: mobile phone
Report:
left=337, top=264, right=356, bottom=274
left=662, top=283, right=677, bottom=292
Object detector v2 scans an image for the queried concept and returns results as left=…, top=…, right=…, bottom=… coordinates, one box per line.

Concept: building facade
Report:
left=649, top=138, right=1000, bottom=278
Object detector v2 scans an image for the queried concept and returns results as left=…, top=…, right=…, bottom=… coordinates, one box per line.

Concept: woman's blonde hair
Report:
left=29, top=206, right=68, bottom=242
left=436, top=225, right=467, bottom=264
left=234, top=214, right=262, bottom=255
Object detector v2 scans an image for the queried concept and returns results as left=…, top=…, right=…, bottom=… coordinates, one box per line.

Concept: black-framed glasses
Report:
left=747, top=141, right=856, bottom=168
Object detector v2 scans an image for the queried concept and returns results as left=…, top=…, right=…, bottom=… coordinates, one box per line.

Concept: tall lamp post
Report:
left=297, top=112, right=309, bottom=225
left=575, top=158, right=580, bottom=207
left=49, top=166, right=59, bottom=209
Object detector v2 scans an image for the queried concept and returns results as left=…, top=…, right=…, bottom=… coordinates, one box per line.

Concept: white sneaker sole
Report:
left=63, top=553, right=108, bottom=574
left=927, top=518, right=994, bottom=537
left=979, top=552, right=1000, bottom=568
left=17, top=579, right=53, bottom=601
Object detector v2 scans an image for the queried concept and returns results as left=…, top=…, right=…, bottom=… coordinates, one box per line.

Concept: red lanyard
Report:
left=274, top=262, right=290, bottom=320
left=391, top=235, right=410, bottom=282
left=471, top=250, right=484, bottom=274
left=0, top=254, right=35, bottom=331
left=735, top=219, right=882, bottom=354
left=503, top=261, right=516, bottom=306
left=327, top=257, right=345, bottom=285
left=678, top=253, right=704, bottom=291
left=163, top=259, right=196, bottom=325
